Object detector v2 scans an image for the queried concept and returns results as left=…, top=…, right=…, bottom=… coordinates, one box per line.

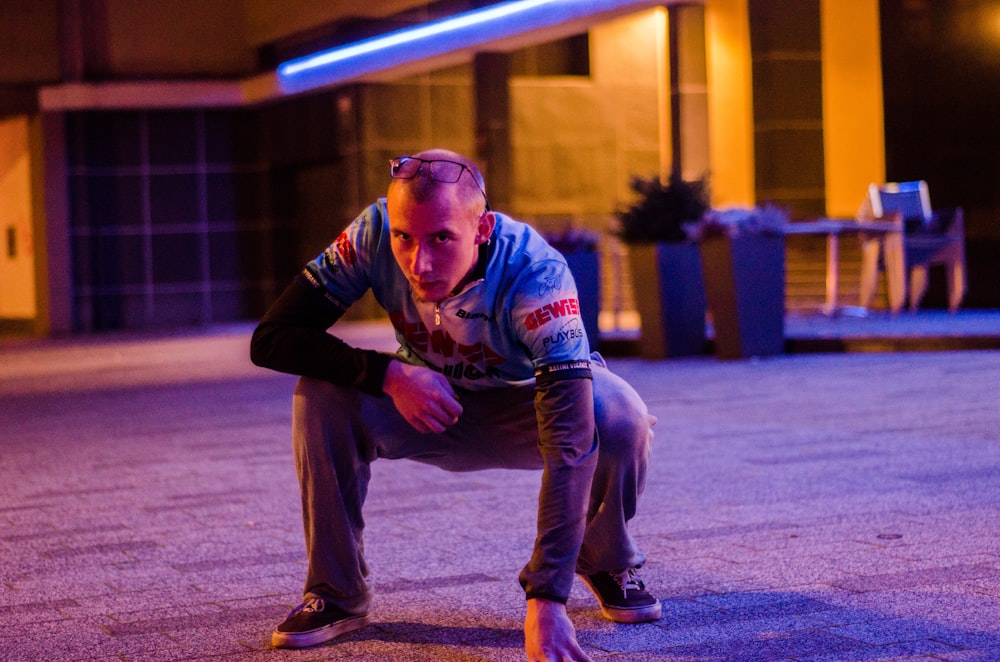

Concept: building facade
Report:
left=0, top=0, right=997, bottom=335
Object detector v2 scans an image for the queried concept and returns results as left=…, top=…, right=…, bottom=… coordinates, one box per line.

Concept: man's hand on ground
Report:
left=524, top=598, right=592, bottom=662
left=382, top=360, right=463, bottom=433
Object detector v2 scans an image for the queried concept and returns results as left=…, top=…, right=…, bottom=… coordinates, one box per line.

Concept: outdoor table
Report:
left=783, top=218, right=903, bottom=315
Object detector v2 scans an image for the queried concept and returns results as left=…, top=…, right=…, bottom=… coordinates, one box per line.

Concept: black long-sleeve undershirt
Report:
left=250, top=274, right=393, bottom=395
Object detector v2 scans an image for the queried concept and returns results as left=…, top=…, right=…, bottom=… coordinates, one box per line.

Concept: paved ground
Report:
left=2, top=315, right=1000, bottom=661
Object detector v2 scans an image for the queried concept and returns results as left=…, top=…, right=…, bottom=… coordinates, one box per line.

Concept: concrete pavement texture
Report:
left=2, top=320, right=1000, bottom=661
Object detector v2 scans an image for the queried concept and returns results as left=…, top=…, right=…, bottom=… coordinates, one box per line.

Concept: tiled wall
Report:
left=63, top=77, right=478, bottom=331
left=67, top=109, right=273, bottom=331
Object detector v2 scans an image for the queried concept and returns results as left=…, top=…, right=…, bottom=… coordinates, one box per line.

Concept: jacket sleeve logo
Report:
left=538, top=271, right=562, bottom=296
left=524, top=298, right=580, bottom=330
left=333, top=232, right=357, bottom=265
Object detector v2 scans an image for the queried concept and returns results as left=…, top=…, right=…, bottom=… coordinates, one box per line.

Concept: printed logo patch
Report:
left=534, top=360, right=592, bottom=378
left=541, top=319, right=585, bottom=349
left=524, top=298, right=580, bottom=330
left=456, top=308, right=494, bottom=323
left=333, top=232, right=357, bottom=265
left=538, top=271, right=562, bottom=297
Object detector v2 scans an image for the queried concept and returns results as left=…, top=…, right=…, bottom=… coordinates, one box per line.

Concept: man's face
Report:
left=387, top=185, right=490, bottom=303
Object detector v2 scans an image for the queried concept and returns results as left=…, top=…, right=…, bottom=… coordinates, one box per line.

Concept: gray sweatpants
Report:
left=291, top=359, right=655, bottom=615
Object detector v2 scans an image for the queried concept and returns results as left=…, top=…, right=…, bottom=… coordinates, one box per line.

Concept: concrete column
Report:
left=474, top=52, right=511, bottom=211
left=748, top=0, right=825, bottom=216
left=821, top=0, right=885, bottom=217
left=668, top=4, right=710, bottom=182
left=30, top=112, right=73, bottom=335
left=705, top=0, right=755, bottom=208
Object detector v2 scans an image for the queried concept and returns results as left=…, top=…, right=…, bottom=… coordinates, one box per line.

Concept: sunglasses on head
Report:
left=389, top=156, right=490, bottom=211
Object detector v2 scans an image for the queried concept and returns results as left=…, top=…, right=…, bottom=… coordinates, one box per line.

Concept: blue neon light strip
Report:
left=275, top=0, right=649, bottom=92
left=280, top=0, right=555, bottom=78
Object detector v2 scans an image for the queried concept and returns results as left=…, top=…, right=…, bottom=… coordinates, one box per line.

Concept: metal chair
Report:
left=857, top=180, right=966, bottom=313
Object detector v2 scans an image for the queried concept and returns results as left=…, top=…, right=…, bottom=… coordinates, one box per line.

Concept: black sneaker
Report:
left=271, top=597, right=370, bottom=649
left=580, top=567, right=662, bottom=623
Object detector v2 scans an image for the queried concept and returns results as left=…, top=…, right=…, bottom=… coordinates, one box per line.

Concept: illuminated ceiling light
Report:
left=276, top=0, right=650, bottom=92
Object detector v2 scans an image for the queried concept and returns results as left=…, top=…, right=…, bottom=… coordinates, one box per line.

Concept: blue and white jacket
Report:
left=303, top=198, right=592, bottom=389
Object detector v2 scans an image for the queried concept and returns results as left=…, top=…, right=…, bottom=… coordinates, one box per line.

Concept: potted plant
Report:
left=685, top=204, right=788, bottom=359
left=616, top=173, right=710, bottom=358
left=543, top=226, right=602, bottom=352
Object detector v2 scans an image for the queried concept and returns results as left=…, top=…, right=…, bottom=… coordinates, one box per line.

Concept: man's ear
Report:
left=476, top=211, right=496, bottom=244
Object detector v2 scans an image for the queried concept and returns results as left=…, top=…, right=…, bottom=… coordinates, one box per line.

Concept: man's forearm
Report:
left=519, top=376, right=597, bottom=602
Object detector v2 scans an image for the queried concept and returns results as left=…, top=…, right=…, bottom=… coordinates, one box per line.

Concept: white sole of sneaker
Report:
left=271, top=614, right=371, bottom=649
left=579, top=576, right=663, bottom=624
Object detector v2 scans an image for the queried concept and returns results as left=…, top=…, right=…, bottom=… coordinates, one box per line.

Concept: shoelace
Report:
left=609, top=567, right=644, bottom=598
left=290, top=597, right=325, bottom=618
